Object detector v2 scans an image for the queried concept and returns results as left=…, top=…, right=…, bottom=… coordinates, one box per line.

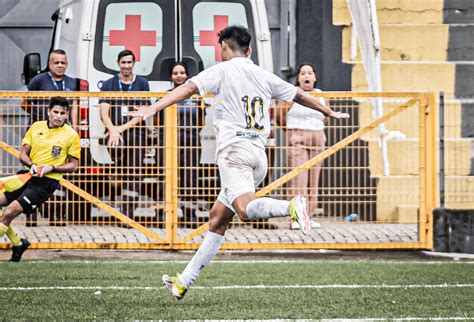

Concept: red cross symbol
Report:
left=109, top=15, right=156, bottom=62
left=199, top=15, right=229, bottom=61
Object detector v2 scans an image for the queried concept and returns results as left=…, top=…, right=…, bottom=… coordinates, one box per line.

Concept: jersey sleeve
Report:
left=21, top=124, right=34, bottom=146
left=189, top=64, right=222, bottom=96
left=98, top=79, right=112, bottom=104
left=269, top=73, right=297, bottom=101
left=27, top=75, right=40, bottom=91
left=67, top=133, right=81, bottom=160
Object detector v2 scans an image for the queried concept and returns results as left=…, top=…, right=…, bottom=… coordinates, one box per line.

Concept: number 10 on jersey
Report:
left=241, top=95, right=264, bottom=130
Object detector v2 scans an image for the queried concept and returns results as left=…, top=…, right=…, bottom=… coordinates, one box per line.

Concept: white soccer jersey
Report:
left=189, top=57, right=297, bottom=155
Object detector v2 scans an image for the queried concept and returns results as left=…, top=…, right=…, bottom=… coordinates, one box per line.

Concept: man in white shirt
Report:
left=130, top=25, right=349, bottom=300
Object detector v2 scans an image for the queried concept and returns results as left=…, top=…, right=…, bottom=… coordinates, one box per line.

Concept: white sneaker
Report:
left=291, top=219, right=320, bottom=230
left=290, top=221, right=300, bottom=230
left=289, top=196, right=311, bottom=234
left=311, top=220, right=321, bottom=228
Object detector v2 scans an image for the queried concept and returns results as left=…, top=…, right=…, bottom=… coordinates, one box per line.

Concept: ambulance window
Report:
left=181, top=0, right=258, bottom=73
left=94, top=0, right=175, bottom=78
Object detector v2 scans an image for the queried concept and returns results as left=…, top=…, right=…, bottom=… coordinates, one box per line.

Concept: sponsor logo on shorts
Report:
left=23, top=196, right=32, bottom=204
left=223, top=187, right=233, bottom=200
left=236, top=131, right=258, bottom=138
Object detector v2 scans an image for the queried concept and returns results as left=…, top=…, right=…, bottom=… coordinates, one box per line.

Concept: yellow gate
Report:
left=0, top=91, right=436, bottom=250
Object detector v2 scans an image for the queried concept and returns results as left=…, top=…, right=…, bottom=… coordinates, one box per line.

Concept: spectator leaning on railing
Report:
left=99, top=49, right=151, bottom=219
left=164, top=62, right=205, bottom=227
left=276, top=63, right=327, bottom=230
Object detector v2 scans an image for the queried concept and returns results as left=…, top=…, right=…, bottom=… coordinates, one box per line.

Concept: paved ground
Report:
left=1, top=247, right=473, bottom=261
left=0, top=218, right=418, bottom=245
left=1, top=218, right=472, bottom=261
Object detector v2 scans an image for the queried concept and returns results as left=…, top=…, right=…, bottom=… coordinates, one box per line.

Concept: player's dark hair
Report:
left=295, top=63, right=317, bottom=88
left=218, top=25, right=251, bottom=53
left=169, top=61, right=189, bottom=78
left=48, top=96, right=70, bottom=110
left=117, top=49, right=136, bottom=62
left=49, top=49, right=67, bottom=58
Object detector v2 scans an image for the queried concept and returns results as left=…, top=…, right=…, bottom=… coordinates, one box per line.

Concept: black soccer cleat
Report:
left=10, top=238, right=31, bottom=262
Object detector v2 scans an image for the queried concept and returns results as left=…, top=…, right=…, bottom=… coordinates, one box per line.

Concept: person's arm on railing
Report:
left=99, top=102, right=123, bottom=147
left=128, top=82, right=199, bottom=120
left=293, top=87, right=349, bottom=120
left=71, top=99, right=79, bottom=132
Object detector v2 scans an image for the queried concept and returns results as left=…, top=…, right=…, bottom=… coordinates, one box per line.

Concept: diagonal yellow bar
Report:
left=0, top=140, right=21, bottom=158
left=0, top=139, right=165, bottom=244
left=177, top=97, right=419, bottom=244
left=256, top=98, right=419, bottom=197
left=178, top=222, right=210, bottom=243
left=61, top=181, right=165, bottom=243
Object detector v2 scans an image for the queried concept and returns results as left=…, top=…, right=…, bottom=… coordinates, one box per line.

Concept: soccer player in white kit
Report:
left=130, top=25, right=349, bottom=300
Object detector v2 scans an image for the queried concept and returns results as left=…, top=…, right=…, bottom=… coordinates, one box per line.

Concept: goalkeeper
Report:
left=0, top=96, right=81, bottom=261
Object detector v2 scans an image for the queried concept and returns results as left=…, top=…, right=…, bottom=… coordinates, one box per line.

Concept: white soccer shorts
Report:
left=216, top=141, right=267, bottom=211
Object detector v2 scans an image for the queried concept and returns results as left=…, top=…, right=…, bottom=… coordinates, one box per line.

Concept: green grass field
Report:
left=0, top=259, right=473, bottom=320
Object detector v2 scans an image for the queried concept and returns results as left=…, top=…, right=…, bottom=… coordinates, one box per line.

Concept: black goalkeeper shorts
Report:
left=5, top=176, right=60, bottom=214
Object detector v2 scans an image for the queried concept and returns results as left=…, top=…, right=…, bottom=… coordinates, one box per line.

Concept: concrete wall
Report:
left=0, top=0, right=59, bottom=90
left=295, top=0, right=351, bottom=91
left=434, top=208, right=474, bottom=253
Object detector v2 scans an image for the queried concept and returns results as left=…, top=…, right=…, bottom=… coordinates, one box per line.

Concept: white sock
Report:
left=246, top=197, right=291, bottom=220
left=179, top=231, right=224, bottom=287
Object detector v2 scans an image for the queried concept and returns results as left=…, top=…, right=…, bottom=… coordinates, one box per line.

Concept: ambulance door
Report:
left=92, top=0, right=176, bottom=91
left=89, top=0, right=176, bottom=164
left=180, top=0, right=259, bottom=72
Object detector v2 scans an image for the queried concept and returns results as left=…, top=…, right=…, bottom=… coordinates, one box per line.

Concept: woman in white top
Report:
left=277, top=64, right=326, bottom=228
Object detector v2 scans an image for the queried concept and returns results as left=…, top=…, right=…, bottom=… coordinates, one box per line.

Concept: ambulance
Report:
left=23, top=0, right=274, bottom=218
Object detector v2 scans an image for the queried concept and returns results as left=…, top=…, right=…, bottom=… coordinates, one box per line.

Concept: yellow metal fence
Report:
left=439, top=94, right=474, bottom=210
left=0, top=91, right=438, bottom=250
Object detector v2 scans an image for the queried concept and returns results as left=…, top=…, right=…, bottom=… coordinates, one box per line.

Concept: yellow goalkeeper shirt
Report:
left=22, top=121, right=81, bottom=181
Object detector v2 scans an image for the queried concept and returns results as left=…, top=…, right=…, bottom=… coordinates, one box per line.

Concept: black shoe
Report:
left=25, top=213, right=38, bottom=227
left=25, top=220, right=38, bottom=228
left=49, top=220, right=67, bottom=227
left=10, top=238, right=30, bottom=262
left=180, top=207, right=200, bottom=228
left=115, top=221, right=131, bottom=229
left=252, top=220, right=278, bottom=230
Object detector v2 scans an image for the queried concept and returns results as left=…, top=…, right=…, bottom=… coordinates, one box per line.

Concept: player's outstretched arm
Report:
left=128, top=82, right=199, bottom=120
left=293, top=87, right=350, bottom=120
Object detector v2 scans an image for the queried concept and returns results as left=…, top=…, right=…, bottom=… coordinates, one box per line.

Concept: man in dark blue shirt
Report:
left=99, top=49, right=151, bottom=219
left=26, top=49, right=78, bottom=129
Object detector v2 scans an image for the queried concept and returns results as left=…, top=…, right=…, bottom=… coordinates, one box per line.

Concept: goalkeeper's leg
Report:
left=0, top=206, right=30, bottom=262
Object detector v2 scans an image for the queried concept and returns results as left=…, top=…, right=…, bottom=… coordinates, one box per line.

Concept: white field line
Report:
left=320, top=319, right=474, bottom=321
left=115, top=318, right=473, bottom=321
left=1, top=284, right=473, bottom=291
left=194, top=319, right=474, bottom=322
left=133, top=320, right=472, bottom=322
left=6, top=260, right=474, bottom=265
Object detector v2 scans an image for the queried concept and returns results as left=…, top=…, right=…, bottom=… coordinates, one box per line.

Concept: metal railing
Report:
left=438, top=93, right=474, bottom=210
left=0, top=91, right=437, bottom=250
